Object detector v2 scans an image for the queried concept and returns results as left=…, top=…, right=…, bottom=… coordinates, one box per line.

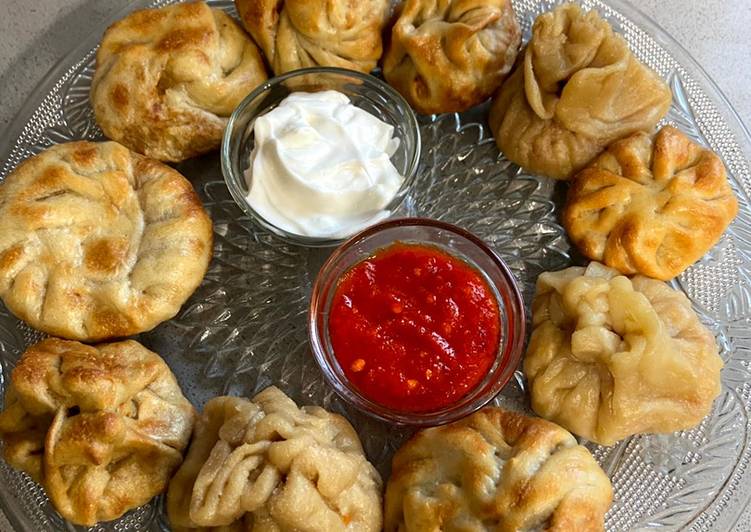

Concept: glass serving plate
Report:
left=1, top=0, right=750, bottom=530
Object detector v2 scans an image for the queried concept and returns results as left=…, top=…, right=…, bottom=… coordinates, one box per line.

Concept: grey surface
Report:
left=0, top=0, right=749, bottom=531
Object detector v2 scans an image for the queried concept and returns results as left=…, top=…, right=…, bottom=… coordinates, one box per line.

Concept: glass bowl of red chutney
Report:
left=309, top=218, right=526, bottom=426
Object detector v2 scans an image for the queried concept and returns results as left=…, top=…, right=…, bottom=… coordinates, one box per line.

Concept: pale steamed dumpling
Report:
left=524, top=262, right=723, bottom=446
left=489, top=3, right=672, bottom=180
left=167, top=386, right=382, bottom=531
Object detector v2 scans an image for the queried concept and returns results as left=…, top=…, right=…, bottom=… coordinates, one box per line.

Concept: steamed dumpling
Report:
left=523, top=262, right=723, bottom=446
left=235, top=0, right=390, bottom=75
left=489, top=3, right=671, bottom=179
left=167, top=387, right=382, bottom=531
left=383, top=0, right=521, bottom=115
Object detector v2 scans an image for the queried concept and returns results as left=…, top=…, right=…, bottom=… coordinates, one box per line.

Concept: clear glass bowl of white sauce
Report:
left=222, top=67, right=421, bottom=247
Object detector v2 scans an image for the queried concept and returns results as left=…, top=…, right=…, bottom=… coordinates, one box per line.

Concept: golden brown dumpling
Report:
left=489, top=3, right=672, bottom=180
left=524, top=263, right=723, bottom=446
left=168, top=387, right=382, bottom=531
left=384, top=406, right=613, bottom=531
left=91, top=2, right=268, bottom=162
left=563, top=126, right=738, bottom=280
left=0, top=338, right=195, bottom=526
left=236, top=0, right=390, bottom=75
left=383, top=0, right=521, bottom=115
left=0, top=141, right=213, bottom=342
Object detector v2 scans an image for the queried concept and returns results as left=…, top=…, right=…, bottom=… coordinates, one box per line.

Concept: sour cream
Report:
left=244, top=90, right=403, bottom=239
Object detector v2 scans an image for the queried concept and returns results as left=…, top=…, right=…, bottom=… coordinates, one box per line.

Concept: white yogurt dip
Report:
left=244, top=90, right=403, bottom=239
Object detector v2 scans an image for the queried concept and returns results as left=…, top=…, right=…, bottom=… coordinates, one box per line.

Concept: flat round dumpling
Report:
left=91, top=2, right=268, bottom=162
left=0, top=141, right=212, bottom=341
left=236, top=0, right=390, bottom=75
left=524, top=262, right=723, bottom=446
left=489, top=3, right=671, bottom=180
left=383, top=0, right=521, bottom=115
left=563, top=126, right=738, bottom=280
left=167, top=387, right=382, bottom=531
left=0, top=338, right=195, bottom=526
left=384, top=406, right=612, bottom=531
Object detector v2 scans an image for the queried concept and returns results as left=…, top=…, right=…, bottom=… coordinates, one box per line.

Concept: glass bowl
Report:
left=221, top=67, right=421, bottom=247
left=309, top=218, right=526, bottom=425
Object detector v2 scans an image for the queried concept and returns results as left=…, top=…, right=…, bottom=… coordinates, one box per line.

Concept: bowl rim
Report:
left=308, top=217, right=527, bottom=426
left=221, top=66, right=422, bottom=248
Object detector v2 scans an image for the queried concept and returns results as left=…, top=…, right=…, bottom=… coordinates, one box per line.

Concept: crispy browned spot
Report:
left=90, top=307, right=134, bottom=339
left=84, top=238, right=128, bottom=274
left=111, top=84, right=129, bottom=111
left=178, top=187, right=206, bottom=217
left=11, top=166, right=64, bottom=218
left=125, top=7, right=168, bottom=28
left=35, top=166, right=66, bottom=190
left=0, top=244, right=24, bottom=274
left=71, top=145, right=99, bottom=167
left=189, top=237, right=207, bottom=256
left=414, top=75, right=429, bottom=99
left=240, top=0, right=282, bottom=31
left=176, top=1, right=204, bottom=17
left=157, top=28, right=210, bottom=52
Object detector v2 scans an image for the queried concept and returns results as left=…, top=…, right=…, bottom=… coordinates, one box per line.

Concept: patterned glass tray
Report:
left=1, top=0, right=751, bottom=530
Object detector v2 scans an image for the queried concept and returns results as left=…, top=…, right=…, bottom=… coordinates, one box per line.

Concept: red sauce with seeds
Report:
left=328, top=242, right=501, bottom=412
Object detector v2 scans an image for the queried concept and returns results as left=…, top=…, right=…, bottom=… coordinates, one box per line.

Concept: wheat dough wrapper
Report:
left=524, top=262, right=723, bottom=446
left=489, top=3, right=671, bottom=180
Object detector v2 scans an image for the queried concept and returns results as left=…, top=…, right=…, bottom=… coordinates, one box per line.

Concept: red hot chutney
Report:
left=328, top=242, right=501, bottom=412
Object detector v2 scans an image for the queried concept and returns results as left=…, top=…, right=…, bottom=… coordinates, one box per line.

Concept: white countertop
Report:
left=0, top=0, right=749, bottom=530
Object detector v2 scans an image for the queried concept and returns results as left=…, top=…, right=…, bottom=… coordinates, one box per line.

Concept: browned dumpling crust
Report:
left=489, top=3, right=672, bottom=180
left=168, top=387, right=382, bottom=532
left=524, top=263, right=723, bottom=446
left=0, top=338, right=195, bottom=526
left=91, top=1, right=268, bottom=162
left=384, top=406, right=613, bottom=531
left=0, top=141, right=213, bottom=342
left=236, top=0, right=390, bottom=75
left=384, top=0, right=521, bottom=115
left=563, top=126, right=739, bottom=280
